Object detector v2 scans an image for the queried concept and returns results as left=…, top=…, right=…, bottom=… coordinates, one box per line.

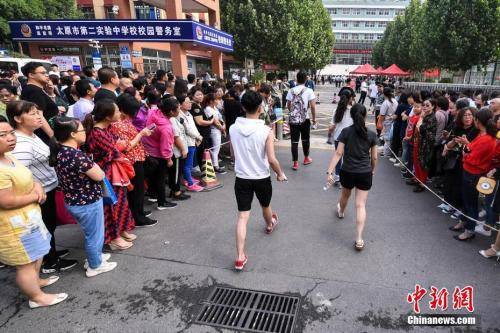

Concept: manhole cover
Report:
left=194, top=286, right=300, bottom=333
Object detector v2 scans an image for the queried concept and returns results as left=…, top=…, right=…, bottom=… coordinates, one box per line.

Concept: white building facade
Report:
left=323, top=0, right=409, bottom=65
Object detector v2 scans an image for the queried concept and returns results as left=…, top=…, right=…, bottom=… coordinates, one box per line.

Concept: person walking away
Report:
left=368, top=80, right=378, bottom=111
left=379, top=87, right=398, bottom=159
left=50, top=116, right=118, bottom=277
left=390, top=92, right=411, bottom=166
left=286, top=71, right=317, bottom=170
left=326, top=104, right=378, bottom=251
left=7, top=101, right=77, bottom=273
left=358, top=78, right=368, bottom=105
left=327, top=90, right=355, bottom=184
left=0, top=117, right=68, bottom=308
left=230, top=91, right=287, bottom=271
left=374, top=84, right=385, bottom=138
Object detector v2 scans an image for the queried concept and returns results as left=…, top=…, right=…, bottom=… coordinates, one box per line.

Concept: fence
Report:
left=403, top=82, right=499, bottom=94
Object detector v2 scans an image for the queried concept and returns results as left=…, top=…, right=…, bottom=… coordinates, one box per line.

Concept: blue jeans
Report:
left=66, top=199, right=104, bottom=269
left=334, top=141, right=342, bottom=176
left=184, top=146, right=196, bottom=185
left=461, top=171, right=480, bottom=232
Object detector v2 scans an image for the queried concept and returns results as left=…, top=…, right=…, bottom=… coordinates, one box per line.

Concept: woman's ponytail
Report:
left=350, top=103, right=368, bottom=141
left=48, top=136, right=61, bottom=167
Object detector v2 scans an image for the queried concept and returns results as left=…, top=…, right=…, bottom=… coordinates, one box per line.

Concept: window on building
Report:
left=332, top=21, right=337, bottom=27
left=378, top=21, right=387, bottom=28
left=342, top=21, right=349, bottom=27
left=377, top=34, right=383, bottom=40
left=78, top=6, right=95, bottom=19
left=327, top=8, right=337, bottom=15
left=379, top=9, right=390, bottom=15
left=341, top=33, right=349, bottom=40
left=105, top=6, right=117, bottom=19
left=364, top=34, right=374, bottom=40
left=365, top=21, right=375, bottom=28
left=342, top=8, right=350, bottom=15
left=353, top=21, right=360, bottom=27
left=352, top=33, right=359, bottom=40
left=366, top=9, right=376, bottom=15
left=353, top=9, right=361, bottom=15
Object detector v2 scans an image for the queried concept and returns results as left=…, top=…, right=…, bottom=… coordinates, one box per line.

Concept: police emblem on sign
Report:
left=196, top=26, right=203, bottom=40
left=21, top=24, right=32, bottom=38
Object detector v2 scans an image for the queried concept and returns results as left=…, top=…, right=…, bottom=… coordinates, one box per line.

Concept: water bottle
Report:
left=323, top=182, right=332, bottom=191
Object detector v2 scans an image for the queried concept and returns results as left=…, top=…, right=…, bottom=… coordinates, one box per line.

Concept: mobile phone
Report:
left=147, top=124, right=157, bottom=131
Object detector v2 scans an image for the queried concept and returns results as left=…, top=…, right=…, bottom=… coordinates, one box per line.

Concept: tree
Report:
left=0, top=0, right=82, bottom=42
left=421, top=0, right=499, bottom=71
left=221, top=0, right=334, bottom=70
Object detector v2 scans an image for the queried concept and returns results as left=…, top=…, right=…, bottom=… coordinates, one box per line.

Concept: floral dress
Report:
left=87, top=127, right=134, bottom=243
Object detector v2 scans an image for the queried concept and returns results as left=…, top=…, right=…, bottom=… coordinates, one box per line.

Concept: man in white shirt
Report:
left=368, top=80, right=377, bottom=109
left=230, top=91, right=287, bottom=271
left=286, top=71, right=317, bottom=170
left=72, top=79, right=96, bottom=121
left=358, top=78, right=368, bottom=105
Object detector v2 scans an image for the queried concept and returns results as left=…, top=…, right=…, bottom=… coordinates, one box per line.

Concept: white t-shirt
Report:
left=204, top=106, right=222, bottom=132
left=286, top=85, right=316, bottom=119
left=361, top=81, right=368, bottom=92
left=332, top=107, right=354, bottom=141
left=229, top=118, right=271, bottom=179
left=380, top=99, right=398, bottom=126
left=369, top=83, right=377, bottom=98
left=11, top=131, right=58, bottom=192
left=170, top=117, right=187, bottom=158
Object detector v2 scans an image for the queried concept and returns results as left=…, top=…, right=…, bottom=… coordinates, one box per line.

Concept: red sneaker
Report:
left=234, top=255, right=248, bottom=271
left=303, top=157, right=313, bottom=165
left=292, top=161, right=299, bottom=170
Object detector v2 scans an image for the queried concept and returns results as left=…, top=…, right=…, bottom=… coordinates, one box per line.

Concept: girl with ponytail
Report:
left=326, top=103, right=378, bottom=251
left=50, top=116, right=117, bottom=277
left=327, top=89, right=355, bottom=183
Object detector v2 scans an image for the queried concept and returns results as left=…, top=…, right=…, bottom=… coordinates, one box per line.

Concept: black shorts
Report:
left=340, top=169, right=373, bottom=191
left=234, top=177, right=272, bottom=211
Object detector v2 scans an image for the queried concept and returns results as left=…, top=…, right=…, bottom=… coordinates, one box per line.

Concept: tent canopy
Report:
left=380, top=64, right=410, bottom=76
left=350, top=63, right=377, bottom=75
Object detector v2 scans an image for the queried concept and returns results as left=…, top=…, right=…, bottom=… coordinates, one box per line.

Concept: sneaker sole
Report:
left=157, top=206, right=177, bottom=210
left=135, top=221, right=159, bottom=227
left=59, top=262, right=78, bottom=272
left=41, top=268, right=57, bottom=274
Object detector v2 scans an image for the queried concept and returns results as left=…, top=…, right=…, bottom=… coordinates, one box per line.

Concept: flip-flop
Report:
left=265, top=213, right=279, bottom=234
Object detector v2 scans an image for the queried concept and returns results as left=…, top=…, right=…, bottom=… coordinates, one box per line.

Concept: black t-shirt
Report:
left=20, top=84, right=59, bottom=144
left=190, top=102, right=211, bottom=137
left=338, top=125, right=378, bottom=173
left=94, top=88, right=117, bottom=103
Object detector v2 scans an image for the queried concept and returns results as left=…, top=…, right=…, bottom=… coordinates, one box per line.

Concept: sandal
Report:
left=265, top=213, right=279, bottom=234
left=354, top=240, right=365, bottom=251
left=121, top=233, right=137, bottom=242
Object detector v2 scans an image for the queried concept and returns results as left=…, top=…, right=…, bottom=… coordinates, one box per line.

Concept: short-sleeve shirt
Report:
left=190, top=102, right=211, bottom=137
left=55, top=146, right=102, bottom=206
left=338, top=125, right=378, bottom=173
left=20, top=84, right=59, bottom=144
left=170, top=117, right=187, bottom=158
left=94, top=88, right=117, bottom=103
left=286, top=85, right=316, bottom=119
left=110, top=119, right=146, bottom=162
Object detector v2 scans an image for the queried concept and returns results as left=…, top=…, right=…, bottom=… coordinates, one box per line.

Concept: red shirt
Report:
left=462, top=133, right=497, bottom=175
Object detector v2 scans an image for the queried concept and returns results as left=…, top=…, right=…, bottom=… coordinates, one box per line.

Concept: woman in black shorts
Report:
left=326, top=103, right=378, bottom=251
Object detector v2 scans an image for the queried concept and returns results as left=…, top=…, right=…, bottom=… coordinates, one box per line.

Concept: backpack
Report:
left=288, top=88, right=307, bottom=125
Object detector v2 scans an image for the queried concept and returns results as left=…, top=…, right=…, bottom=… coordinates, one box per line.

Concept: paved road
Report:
left=1, top=85, right=499, bottom=333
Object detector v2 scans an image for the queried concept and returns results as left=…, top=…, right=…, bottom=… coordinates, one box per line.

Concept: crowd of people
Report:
left=327, top=78, right=500, bottom=257
left=0, top=62, right=288, bottom=308
left=0, top=60, right=499, bottom=309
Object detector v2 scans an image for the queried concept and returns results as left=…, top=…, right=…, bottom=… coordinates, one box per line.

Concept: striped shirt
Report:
left=11, top=131, right=58, bottom=192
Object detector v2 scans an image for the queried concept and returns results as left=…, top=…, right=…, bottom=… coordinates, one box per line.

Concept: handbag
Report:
left=55, top=190, right=77, bottom=225
left=476, top=177, right=496, bottom=195
left=102, top=176, right=118, bottom=205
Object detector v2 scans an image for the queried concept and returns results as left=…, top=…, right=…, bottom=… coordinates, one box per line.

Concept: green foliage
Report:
left=0, top=0, right=82, bottom=42
left=221, top=0, right=334, bottom=70
left=375, top=0, right=499, bottom=71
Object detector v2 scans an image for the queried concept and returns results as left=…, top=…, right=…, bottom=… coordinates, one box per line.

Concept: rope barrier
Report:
left=385, top=145, right=499, bottom=232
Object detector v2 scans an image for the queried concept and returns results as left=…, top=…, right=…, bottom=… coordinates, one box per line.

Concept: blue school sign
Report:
left=9, top=20, right=234, bottom=52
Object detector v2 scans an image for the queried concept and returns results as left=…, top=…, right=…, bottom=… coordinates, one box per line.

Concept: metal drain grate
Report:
left=194, top=286, right=300, bottom=333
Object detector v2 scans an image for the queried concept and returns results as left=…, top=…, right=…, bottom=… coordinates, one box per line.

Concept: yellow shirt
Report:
left=0, top=156, right=49, bottom=266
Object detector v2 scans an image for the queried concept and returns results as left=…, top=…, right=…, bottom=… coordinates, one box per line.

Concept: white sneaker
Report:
left=84, top=253, right=111, bottom=270
left=474, top=225, right=492, bottom=237
left=389, top=158, right=397, bottom=163
left=394, top=162, right=402, bottom=167
left=86, top=261, right=117, bottom=278
left=438, top=203, right=448, bottom=210
left=479, top=210, right=486, bottom=218
left=450, top=212, right=460, bottom=219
